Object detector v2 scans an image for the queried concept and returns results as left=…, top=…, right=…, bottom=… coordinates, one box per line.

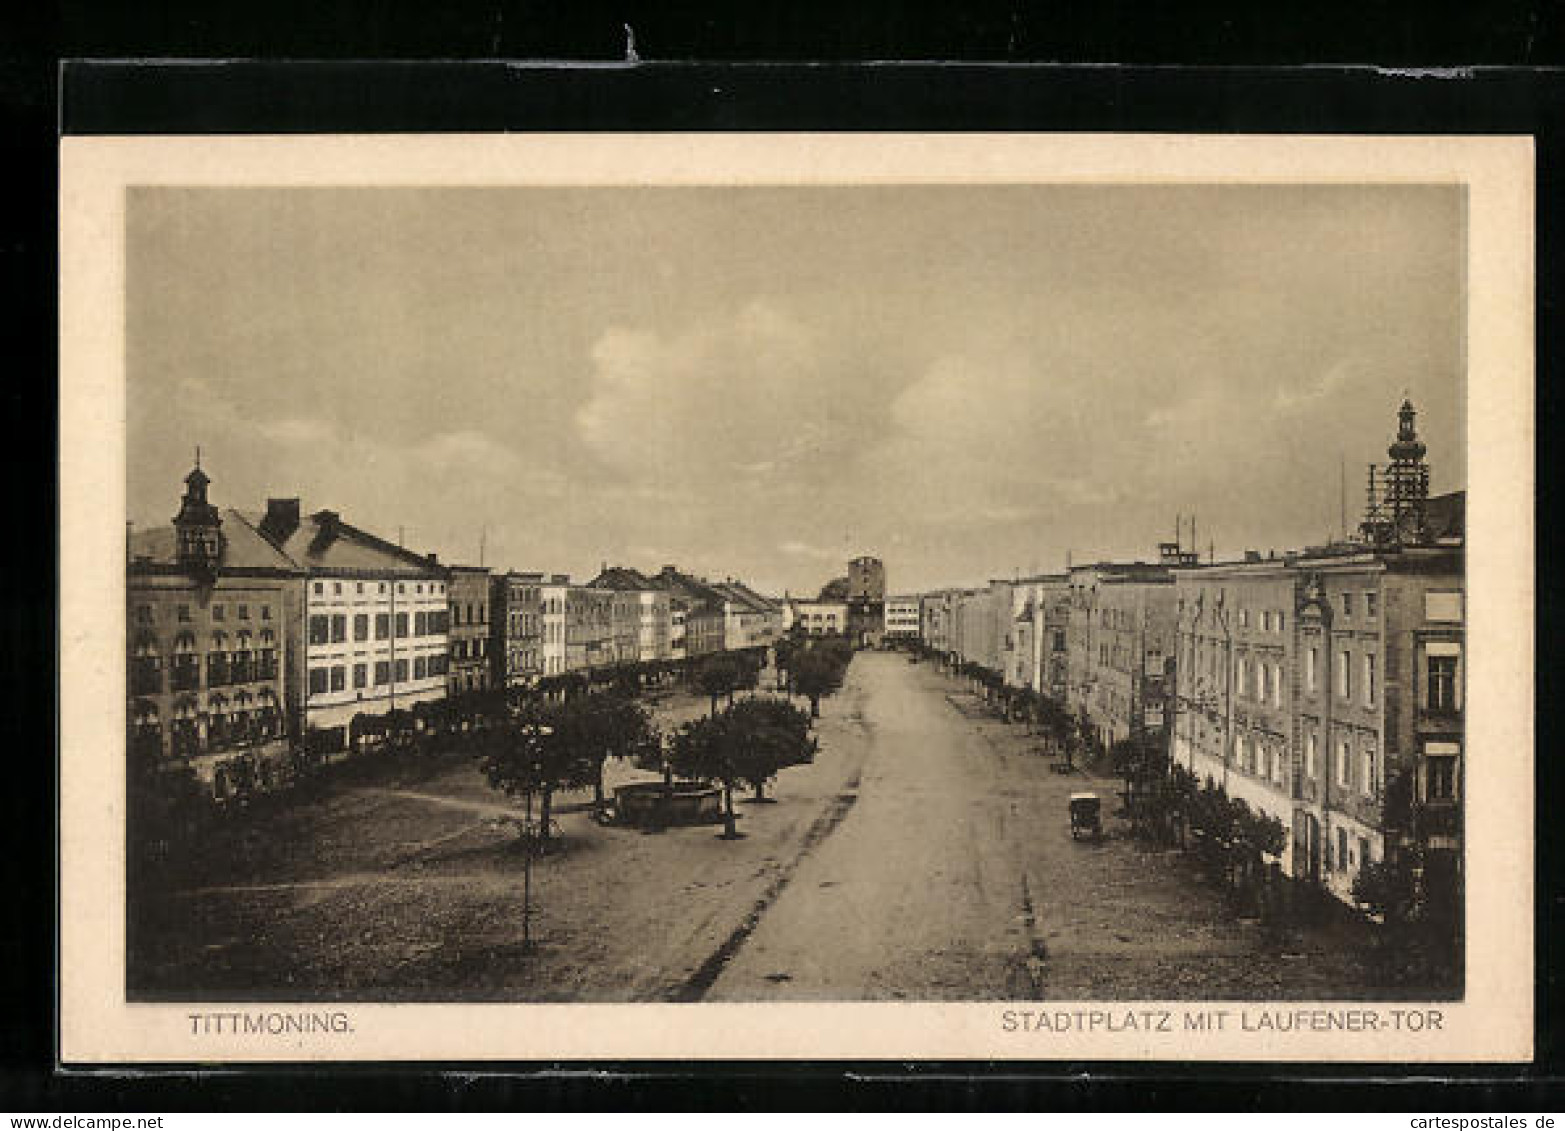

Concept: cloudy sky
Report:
left=127, top=185, right=1464, bottom=596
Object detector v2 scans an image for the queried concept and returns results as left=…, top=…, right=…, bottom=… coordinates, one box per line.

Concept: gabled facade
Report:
left=247, top=498, right=449, bottom=744
left=127, top=465, right=302, bottom=783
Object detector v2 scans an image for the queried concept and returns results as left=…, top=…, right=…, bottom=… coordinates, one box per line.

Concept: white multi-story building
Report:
left=786, top=599, right=848, bottom=636
left=248, top=500, right=449, bottom=744
left=539, top=576, right=572, bottom=676
left=883, top=595, right=921, bottom=640
left=638, top=589, right=671, bottom=662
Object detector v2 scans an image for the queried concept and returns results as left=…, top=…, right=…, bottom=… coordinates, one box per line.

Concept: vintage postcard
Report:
left=59, top=133, right=1533, bottom=1062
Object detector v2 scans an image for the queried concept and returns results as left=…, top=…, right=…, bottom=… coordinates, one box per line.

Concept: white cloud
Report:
left=574, top=299, right=852, bottom=485
left=779, top=539, right=840, bottom=561
left=258, top=417, right=338, bottom=446
left=414, top=429, right=525, bottom=477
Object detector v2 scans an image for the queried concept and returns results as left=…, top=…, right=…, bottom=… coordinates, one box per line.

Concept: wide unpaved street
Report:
left=711, top=651, right=1378, bottom=1001
left=135, top=651, right=1385, bottom=1002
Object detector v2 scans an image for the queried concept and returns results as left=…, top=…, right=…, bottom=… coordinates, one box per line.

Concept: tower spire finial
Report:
left=195, top=443, right=201, bottom=471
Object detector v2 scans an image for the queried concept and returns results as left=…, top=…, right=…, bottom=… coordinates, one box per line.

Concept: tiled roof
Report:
left=587, top=565, right=656, bottom=591
left=238, top=509, right=446, bottom=578
left=127, top=509, right=303, bottom=576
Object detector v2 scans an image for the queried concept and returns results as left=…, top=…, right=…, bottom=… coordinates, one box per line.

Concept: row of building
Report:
left=126, top=466, right=782, bottom=777
left=911, top=401, right=1465, bottom=907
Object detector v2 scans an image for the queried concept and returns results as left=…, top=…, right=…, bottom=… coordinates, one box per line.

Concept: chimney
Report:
left=426, top=552, right=439, bottom=565
left=1244, top=549, right=1262, bottom=563
left=260, top=497, right=301, bottom=542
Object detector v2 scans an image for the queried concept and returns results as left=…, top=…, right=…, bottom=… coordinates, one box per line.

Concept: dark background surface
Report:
left=7, top=0, right=1564, bottom=1110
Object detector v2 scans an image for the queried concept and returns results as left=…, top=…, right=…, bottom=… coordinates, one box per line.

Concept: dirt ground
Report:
left=130, top=652, right=1402, bottom=1002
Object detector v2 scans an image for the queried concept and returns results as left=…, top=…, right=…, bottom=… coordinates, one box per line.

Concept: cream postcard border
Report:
left=59, top=133, right=1534, bottom=1063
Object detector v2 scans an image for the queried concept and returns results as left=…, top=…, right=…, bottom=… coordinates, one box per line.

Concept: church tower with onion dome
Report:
left=1360, top=399, right=1432, bottom=547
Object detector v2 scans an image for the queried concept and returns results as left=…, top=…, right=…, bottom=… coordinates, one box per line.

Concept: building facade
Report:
left=787, top=599, right=848, bottom=637
left=883, top=596, right=921, bottom=641
left=540, top=576, right=571, bottom=676
left=446, top=565, right=492, bottom=696
left=1291, top=545, right=1464, bottom=902
left=252, top=499, right=450, bottom=744
left=490, top=570, right=544, bottom=690
left=1091, top=574, right=1178, bottom=748
left=1174, top=560, right=1301, bottom=869
left=649, top=566, right=727, bottom=658
left=127, top=465, right=300, bottom=784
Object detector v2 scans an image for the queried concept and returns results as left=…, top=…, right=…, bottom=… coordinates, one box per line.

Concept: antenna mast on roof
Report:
left=479, top=524, right=486, bottom=567
left=1339, top=451, right=1347, bottom=542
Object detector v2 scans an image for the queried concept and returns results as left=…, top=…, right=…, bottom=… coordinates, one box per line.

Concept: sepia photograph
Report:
left=58, top=134, right=1533, bottom=1062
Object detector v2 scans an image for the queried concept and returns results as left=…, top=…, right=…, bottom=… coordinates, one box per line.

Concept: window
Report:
left=308, top=668, right=328, bottom=695
left=1425, top=743, right=1459, bottom=801
left=1427, top=645, right=1461, bottom=712
left=374, top=661, right=390, bottom=686
left=395, top=613, right=408, bottom=638
left=1364, top=655, right=1376, bottom=707
left=1304, top=733, right=1317, bottom=778
left=375, top=613, right=390, bottom=640
left=1237, top=657, right=1248, bottom=698
left=1364, top=593, right=1377, bottom=618
left=1341, top=593, right=1353, bottom=618
left=1336, top=828, right=1349, bottom=871
left=1358, top=837, right=1371, bottom=871
left=178, top=604, right=191, bottom=622
left=330, top=614, right=347, bottom=643
left=414, top=611, right=427, bottom=636
left=1239, top=608, right=1249, bottom=629
left=1337, top=739, right=1351, bottom=788
left=1338, top=651, right=1352, bottom=700
left=1362, top=743, right=1376, bottom=795
left=314, top=582, right=323, bottom=595
left=353, top=663, right=367, bottom=690
left=261, top=605, right=272, bottom=621
left=395, top=659, right=409, bottom=682
left=212, top=603, right=225, bottom=622
left=414, top=656, right=427, bottom=679
left=1276, top=612, right=1285, bottom=633
left=333, top=582, right=342, bottom=595
left=354, top=614, right=369, bottom=641
left=309, top=615, right=329, bottom=646
left=330, top=666, right=346, bottom=692
left=238, top=603, right=249, bottom=620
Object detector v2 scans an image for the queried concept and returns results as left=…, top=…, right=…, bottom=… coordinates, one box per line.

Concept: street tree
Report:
left=791, top=647, right=845, bottom=718
left=772, top=636, right=799, bottom=693
left=478, top=698, right=598, bottom=850
left=583, top=692, right=662, bottom=806
left=697, top=654, right=740, bottom=716
left=725, top=696, right=817, bottom=802
left=667, top=712, right=745, bottom=839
